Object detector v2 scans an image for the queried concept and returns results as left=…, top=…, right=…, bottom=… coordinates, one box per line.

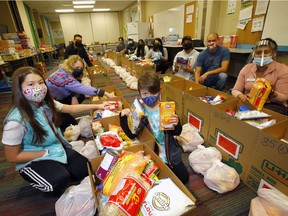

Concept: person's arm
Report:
left=161, top=48, right=168, bottom=61
left=270, top=71, right=288, bottom=103
left=145, top=50, right=152, bottom=59
left=194, top=66, right=202, bottom=84
left=144, top=46, right=149, bottom=56
left=172, top=53, right=179, bottom=72
left=231, top=66, right=250, bottom=102
left=64, top=45, right=71, bottom=59
left=60, top=103, right=107, bottom=114
left=4, top=145, right=46, bottom=163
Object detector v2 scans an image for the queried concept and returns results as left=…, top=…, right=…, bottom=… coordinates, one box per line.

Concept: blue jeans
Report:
left=202, top=72, right=228, bottom=91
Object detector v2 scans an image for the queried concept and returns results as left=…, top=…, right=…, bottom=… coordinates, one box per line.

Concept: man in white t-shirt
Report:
left=173, top=36, right=199, bottom=80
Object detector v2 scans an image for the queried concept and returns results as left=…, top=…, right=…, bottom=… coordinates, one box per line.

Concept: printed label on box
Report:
left=216, top=131, right=240, bottom=159
left=261, top=160, right=288, bottom=186
left=258, top=179, right=279, bottom=192
left=188, top=112, right=202, bottom=132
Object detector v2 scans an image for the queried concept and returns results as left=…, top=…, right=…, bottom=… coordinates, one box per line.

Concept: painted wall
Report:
left=49, top=21, right=65, bottom=45
left=0, top=1, right=17, bottom=34
left=16, top=0, right=35, bottom=47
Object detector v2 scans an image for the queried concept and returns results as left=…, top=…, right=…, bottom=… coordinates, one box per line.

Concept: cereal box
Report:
left=160, top=102, right=175, bottom=130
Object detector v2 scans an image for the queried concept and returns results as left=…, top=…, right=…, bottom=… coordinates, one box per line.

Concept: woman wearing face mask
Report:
left=115, top=37, right=126, bottom=53
left=145, top=38, right=170, bottom=74
left=46, top=55, right=114, bottom=129
left=173, top=36, right=199, bottom=80
left=2, top=66, right=109, bottom=194
left=232, top=38, right=288, bottom=115
left=119, top=72, right=189, bottom=184
left=134, top=39, right=149, bottom=59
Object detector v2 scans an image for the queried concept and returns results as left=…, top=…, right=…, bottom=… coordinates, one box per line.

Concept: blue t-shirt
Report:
left=196, top=46, right=230, bottom=75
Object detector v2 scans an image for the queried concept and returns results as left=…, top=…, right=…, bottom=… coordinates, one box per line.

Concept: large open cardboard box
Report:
left=208, top=100, right=288, bottom=179
left=158, top=73, right=185, bottom=83
left=121, top=56, right=132, bottom=73
left=161, top=80, right=206, bottom=123
left=243, top=120, right=288, bottom=196
left=131, top=61, right=156, bottom=78
left=182, top=87, right=237, bottom=143
left=88, top=143, right=196, bottom=215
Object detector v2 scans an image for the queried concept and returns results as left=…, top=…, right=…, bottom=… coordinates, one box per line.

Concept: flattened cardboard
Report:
left=243, top=120, right=288, bottom=196
left=161, top=80, right=206, bottom=123
left=88, top=143, right=196, bottom=215
left=183, top=87, right=237, bottom=143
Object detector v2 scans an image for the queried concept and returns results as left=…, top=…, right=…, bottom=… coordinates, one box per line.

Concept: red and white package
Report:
left=95, top=131, right=123, bottom=150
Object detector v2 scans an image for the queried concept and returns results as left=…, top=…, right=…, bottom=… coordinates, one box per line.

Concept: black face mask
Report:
left=138, top=44, right=144, bottom=48
left=153, top=44, right=161, bottom=49
left=73, top=68, right=83, bottom=79
left=183, top=43, right=193, bottom=50
left=75, top=40, right=83, bottom=47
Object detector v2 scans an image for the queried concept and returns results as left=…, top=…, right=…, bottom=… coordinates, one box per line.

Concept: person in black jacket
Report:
left=64, top=34, right=93, bottom=66
left=119, top=71, right=189, bottom=184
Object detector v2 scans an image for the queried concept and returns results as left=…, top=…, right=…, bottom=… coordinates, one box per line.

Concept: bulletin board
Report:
left=236, top=0, right=265, bottom=45
left=184, top=2, right=196, bottom=38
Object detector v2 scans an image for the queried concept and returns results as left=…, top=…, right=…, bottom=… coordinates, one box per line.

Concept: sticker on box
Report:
left=216, top=132, right=240, bottom=159
left=188, top=112, right=202, bottom=132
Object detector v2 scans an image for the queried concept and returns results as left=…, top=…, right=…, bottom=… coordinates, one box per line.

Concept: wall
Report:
left=0, top=1, right=17, bottom=33
left=49, top=21, right=64, bottom=45
left=16, top=1, right=35, bottom=47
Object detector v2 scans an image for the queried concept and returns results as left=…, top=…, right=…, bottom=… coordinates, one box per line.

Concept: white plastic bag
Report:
left=80, top=140, right=99, bottom=160
left=177, top=124, right=204, bottom=152
left=55, top=176, right=96, bottom=216
left=204, top=160, right=240, bottom=194
left=64, top=124, right=81, bottom=141
left=248, top=197, right=269, bottom=216
left=70, top=140, right=85, bottom=152
left=188, top=145, right=222, bottom=175
left=78, top=115, right=93, bottom=138
left=258, top=188, right=288, bottom=216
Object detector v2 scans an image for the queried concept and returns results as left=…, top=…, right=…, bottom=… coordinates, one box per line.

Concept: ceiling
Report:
left=23, top=0, right=136, bottom=21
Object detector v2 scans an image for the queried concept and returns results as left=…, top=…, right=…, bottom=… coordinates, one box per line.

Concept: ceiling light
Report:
left=55, top=9, right=75, bottom=13
left=73, top=1, right=95, bottom=4
left=74, top=5, right=94, bottom=9
left=93, top=8, right=111, bottom=12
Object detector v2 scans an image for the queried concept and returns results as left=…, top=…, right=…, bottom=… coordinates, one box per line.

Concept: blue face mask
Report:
left=253, top=56, right=273, bottom=66
left=142, top=93, right=160, bottom=107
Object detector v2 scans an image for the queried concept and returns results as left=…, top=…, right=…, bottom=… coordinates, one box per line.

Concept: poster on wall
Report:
left=53, top=29, right=63, bottom=39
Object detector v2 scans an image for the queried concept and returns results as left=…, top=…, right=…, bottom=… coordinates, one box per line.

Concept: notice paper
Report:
left=239, top=5, right=253, bottom=21
left=251, top=16, right=264, bottom=32
left=255, top=0, right=269, bottom=15
left=237, top=19, right=249, bottom=30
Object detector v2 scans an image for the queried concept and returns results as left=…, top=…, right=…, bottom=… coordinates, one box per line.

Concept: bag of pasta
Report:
left=102, top=150, right=150, bottom=196
left=104, top=173, right=153, bottom=216
left=248, top=78, right=272, bottom=110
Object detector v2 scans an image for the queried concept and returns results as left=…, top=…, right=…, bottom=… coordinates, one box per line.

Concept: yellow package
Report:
left=109, top=124, right=133, bottom=148
left=102, top=150, right=150, bottom=196
left=249, top=78, right=272, bottom=110
left=160, top=102, right=175, bottom=130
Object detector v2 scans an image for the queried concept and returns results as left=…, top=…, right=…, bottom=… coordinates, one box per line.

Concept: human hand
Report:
left=169, top=114, right=179, bottom=126
left=121, top=108, right=131, bottom=117
left=97, top=101, right=109, bottom=110
left=238, top=94, right=249, bottom=103
left=199, top=74, right=208, bottom=83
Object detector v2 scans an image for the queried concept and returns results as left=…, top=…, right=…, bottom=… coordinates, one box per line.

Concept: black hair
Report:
left=74, top=34, right=82, bottom=40
left=153, top=38, right=164, bottom=56
left=136, top=39, right=146, bottom=58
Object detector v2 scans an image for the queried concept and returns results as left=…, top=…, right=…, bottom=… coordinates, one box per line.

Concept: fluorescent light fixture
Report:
left=55, top=9, right=75, bottom=13
left=73, top=1, right=95, bottom=4
left=93, top=8, right=110, bottom=12
left=74, top=5, right=94, bottom=9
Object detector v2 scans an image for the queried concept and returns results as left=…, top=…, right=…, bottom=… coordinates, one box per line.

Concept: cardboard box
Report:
left=158, top=73, right=185, bottom=83
left=90, top=96, right=130, bottom=117
left=91, top=116, right=155, bottom=151
left=183, top=87, right=237, bottom=143
left=208, top=100, right=288, bottom=179
left=101, top=86, right=123, bottom=97
left=161, top=80, right=206, bottom=123
left=243, top=120, right=288, bottom=196
left=131, top=61, right=156, bottom=78
left=88, top=143, right=196, bottom=215
left=121, top=55, right=132, bottom=72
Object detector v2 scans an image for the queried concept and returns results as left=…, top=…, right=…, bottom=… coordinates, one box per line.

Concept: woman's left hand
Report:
left=169, top=114, right=179, bottom=126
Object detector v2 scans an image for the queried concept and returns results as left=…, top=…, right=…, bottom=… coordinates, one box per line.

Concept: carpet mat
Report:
left=0, top=61, right=256, bottom=216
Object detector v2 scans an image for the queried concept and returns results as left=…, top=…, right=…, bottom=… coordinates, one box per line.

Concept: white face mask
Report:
left=207, top=42, right=217, bottom=50
left=22, top=84, right=47, bottom=103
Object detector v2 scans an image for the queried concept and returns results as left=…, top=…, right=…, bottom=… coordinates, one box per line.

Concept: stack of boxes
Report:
left=0, top=39, right=19, bottom=61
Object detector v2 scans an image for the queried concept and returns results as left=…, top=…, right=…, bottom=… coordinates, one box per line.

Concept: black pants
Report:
left=156, top=61, right=170, bottom=74
left=169, top=161, right=189, bottom=184
left=19, top=148, right=89, bottom=193
left=59, top=94, right=86, bottom=130
left=264, top=102, right=288, bottom=116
